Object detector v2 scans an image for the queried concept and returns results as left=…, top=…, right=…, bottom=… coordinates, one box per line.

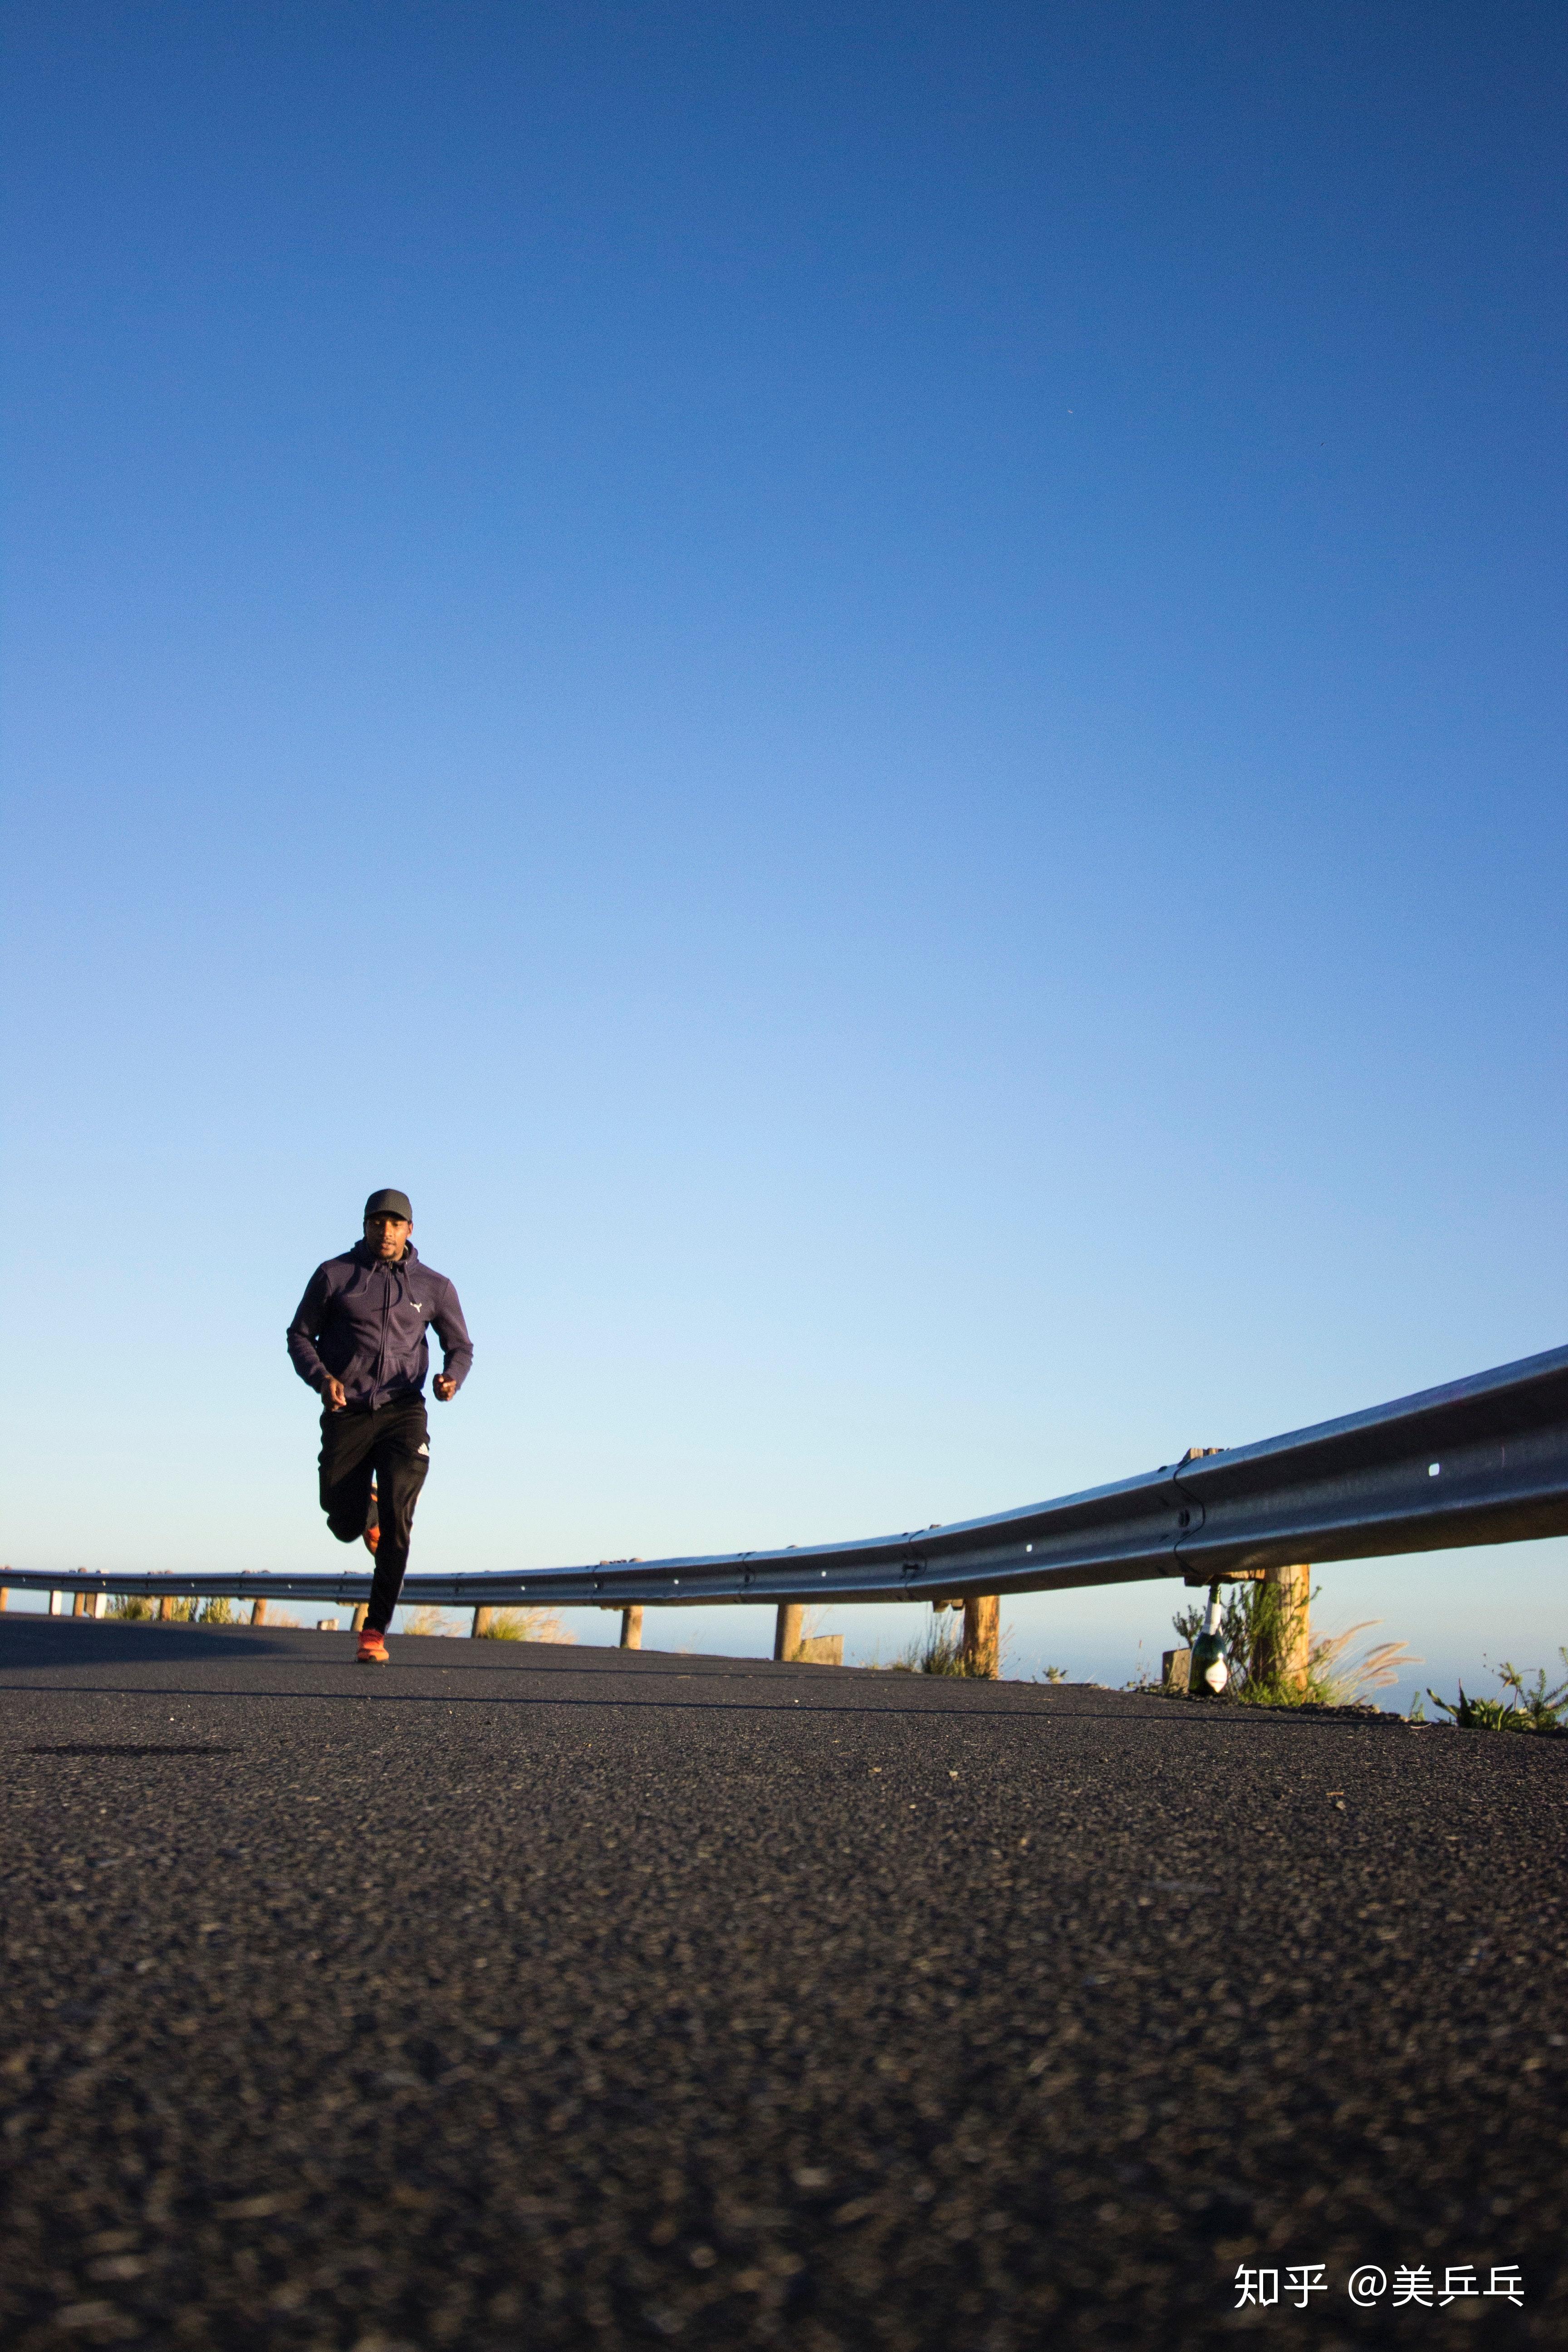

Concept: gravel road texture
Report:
left=0, top=1615, right=1563, bottom=2351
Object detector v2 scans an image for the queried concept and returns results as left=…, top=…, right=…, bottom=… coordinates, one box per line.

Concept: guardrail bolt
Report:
left=774, top=1602, right=804, bottom=1662
left=962, top=1595, right=1000, bottom=1679
left=619, top=1605, right=643, bottom=1650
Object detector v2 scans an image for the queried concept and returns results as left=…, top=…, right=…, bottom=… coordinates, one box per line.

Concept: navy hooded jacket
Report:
left=287, top=1241, right=474, bottom=1410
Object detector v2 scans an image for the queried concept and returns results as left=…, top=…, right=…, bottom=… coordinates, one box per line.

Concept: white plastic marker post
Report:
left=1189, top=1586, right=1230, bottom=1697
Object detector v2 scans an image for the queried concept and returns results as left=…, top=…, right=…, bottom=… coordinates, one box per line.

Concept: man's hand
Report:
left=433, top=1374, right=458, bottom=1402
left=322, top=1377, right=347, bottom=1411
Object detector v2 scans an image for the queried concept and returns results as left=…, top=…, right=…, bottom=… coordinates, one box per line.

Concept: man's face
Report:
left=364, top=1214, right=412, bottom=1260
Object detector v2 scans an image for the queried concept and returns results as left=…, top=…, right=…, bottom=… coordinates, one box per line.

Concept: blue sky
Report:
left=3, top=2, right=1563, bottom=1705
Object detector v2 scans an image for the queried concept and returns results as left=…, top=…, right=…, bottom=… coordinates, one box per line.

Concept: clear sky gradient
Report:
left=3, top=3, right=1563, bottom=1704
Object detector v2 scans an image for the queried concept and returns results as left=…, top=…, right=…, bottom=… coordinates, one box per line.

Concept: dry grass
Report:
left=888, top=1610, right=1013, bottom=1679
left=476, top=1607, right=575, bottom=1643
left=108, top=1592, right=297, bottom=1628
left=1305, top=1622, right=1420, bottom=1706
left=401, top=1606, right=458, bottom=1637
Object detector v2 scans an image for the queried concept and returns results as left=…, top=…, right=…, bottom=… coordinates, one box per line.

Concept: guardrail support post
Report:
left=158, top=1594, right=175, bottom=1622
left=72, top=1592, right=87, bottom=1617
left=619, top=1605, right=643, bottom=1650
left=1259, top=1563, right=1311, bottom=1694
left=351, top=1603, right=369, bottom=1633
left=249, top=1599, right=268, bottom=1626
left=774, top=1602, right=803, bottom=1662
left=962, top=1594, right=1000, bottom=1679
left=470, top=1606, right=493, bottom=1639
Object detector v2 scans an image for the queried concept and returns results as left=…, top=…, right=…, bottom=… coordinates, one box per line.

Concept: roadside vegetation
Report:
left=1415, top=1650, right=1568, bottom=1733
left=1168, top=1580, right=1418, bottom=1708
left=98, top=1594, right=572, bottom=1641
left=103, top=1593, right=298, bottom=1626
left=892, top=1615, right=966, bottom=1675
left=401, top=1605, right=458, bottom=1636
left=475, top=1606, right=573, bottom=1643
left=886, top=1612, right=1019, bottom=1678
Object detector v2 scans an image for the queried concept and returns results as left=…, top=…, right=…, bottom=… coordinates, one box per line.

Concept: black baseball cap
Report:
left=364, top=1188, right=413, bottom=1222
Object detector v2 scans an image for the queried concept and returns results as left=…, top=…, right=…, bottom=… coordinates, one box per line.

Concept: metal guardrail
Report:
left=6, top=1343, right=1566, bottom=1617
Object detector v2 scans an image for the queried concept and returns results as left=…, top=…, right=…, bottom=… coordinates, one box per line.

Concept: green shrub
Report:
left=105, top=1594, right=154, bottom=1621
left=1427, top=1650, right=1568, bottom=1734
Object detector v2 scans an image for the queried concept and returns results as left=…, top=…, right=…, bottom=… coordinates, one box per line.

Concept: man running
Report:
left=287, top=1189, right=474, bottom=1663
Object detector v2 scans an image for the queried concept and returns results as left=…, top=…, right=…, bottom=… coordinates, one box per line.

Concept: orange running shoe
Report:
left=357, top=1628, right=390, bottom=1665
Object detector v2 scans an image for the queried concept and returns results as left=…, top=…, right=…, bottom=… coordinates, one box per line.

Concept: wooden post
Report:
left=158, top=1594, right=175, bottom=1622
left=1257, top=1563, right=1311, bottom=1694
left=774, top=1602, right=803, bottom=1662
left=249, top=1599, right=268, bottom=1626
left=961, top=1594, right=1000, bottom=1679
left=0, top=1586, right=7, bottom=1611
left=72, top=1592, right=87, bottom=1617
left=470, top=1606, right=494, bottom=1638
left=351, top=1603, right=370, bottom=1633
left=619, top=1605, right=643, bottom=1650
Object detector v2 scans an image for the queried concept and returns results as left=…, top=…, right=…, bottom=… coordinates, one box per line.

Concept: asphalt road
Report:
left=0, top=1617, right=1563, bottom=2352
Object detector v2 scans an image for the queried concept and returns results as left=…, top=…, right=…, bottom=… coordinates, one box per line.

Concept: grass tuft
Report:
left=476, top=1607, right=575, bottom=1643
left=893, top=1618, right=967, bottom=1676
left=888, top=1613, right=1014, bottom=1678
left=402, top=1606, right=457, bottom=1637
left=1426, top=1650, right=1568, bottom=1734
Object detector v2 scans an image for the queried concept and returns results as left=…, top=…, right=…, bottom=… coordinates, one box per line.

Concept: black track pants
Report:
left=318, top=1396, right=430, bottom=1633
